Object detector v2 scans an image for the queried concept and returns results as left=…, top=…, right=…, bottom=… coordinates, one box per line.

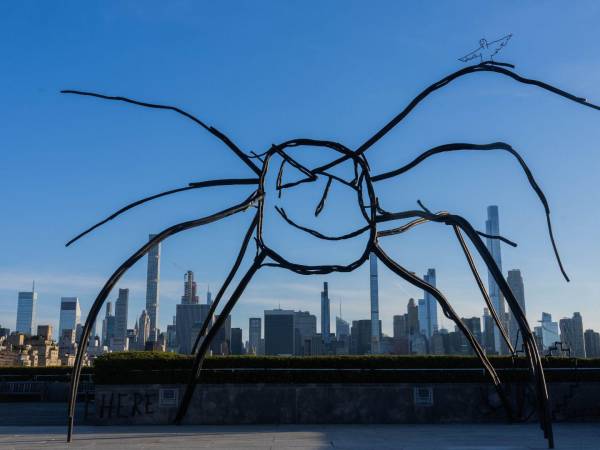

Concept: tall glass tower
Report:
left=485, top=205, right=506, bottom=354
left=145, top=234, right=161, bottom=342
left=320, top=282, right=330, bottom=343
left=422, top=268, right=438, bottom=337
left=369, top=253, right=380, bottom=354
left=16, top=287, right=37, bottom=335
left=59, top=297, right=81, bottom=338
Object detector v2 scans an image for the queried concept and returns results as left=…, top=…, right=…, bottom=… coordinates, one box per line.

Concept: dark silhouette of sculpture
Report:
left=63, top=60, right=599, bottom=448
left=459, top=34, right=512, bottom=63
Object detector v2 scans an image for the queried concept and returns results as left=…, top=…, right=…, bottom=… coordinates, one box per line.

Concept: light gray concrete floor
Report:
left=0, top=424, right=598, bottom=450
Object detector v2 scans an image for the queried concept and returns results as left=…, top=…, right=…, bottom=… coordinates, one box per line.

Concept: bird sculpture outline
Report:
left=459, top=34, right=512, bottom=63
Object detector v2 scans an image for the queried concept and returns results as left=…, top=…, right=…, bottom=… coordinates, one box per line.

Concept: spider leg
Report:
left=66, top=191, right=260, bottom=443
left=373, top=141, right=568, bottom=281
left=60, top=90, right=261, bottom=175
left=190, top=213, right=259, bottom=355
left=175, top=250, right=267, bottom=424
left=376, top=212, right=515, bottom=355
left=377, top=209, right=553, bottom=448
left=373, top=244, right=514, bottom=423
left=66, top=178, right=259, bottom=246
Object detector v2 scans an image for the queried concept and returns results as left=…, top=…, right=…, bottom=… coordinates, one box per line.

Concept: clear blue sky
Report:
left=1, top=2, right=599, bottom=341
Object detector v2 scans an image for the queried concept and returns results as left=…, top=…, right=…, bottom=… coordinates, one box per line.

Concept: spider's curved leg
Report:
left=372, top=141, right=569, bottom=281
left=452, top=225, right=515, bottom=355
left=175, top=250, right=267, bottom=424
left=377, top=214, right=515, bottom=355
left=60, top=90, right=262, bottom=175
left=66, top=191, right=260, bottom=443
left=190, top=212, right=259, bottom=355
left=372, top=244, right=515, bottom=422
left=440, top=214, right=553, bottom=448
left=66, top=178, right=259, bottom=246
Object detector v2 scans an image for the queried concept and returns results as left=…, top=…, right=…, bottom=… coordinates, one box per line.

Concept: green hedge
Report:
left=91, top=352, right=600, bottom=385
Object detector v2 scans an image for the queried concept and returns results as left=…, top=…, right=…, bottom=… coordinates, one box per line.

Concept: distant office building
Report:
left=320, top=282, right=331, bottom=343
left=37, top=325, right=53, bottom=340
left=351, top=319, right=381, bottom=355
left=102, top=301, right=116, bottom=347
left=535, top=312, right=560, bottom=350
left=264, top=309, right=295, bottom=356
left=231, top=328, right=243, bottom=355
left=248, top=317, right=261, bottom=355
left=16, top=289, right=38, bottom=335
left=393, top=314, right=407, bottom=338
left=176, top=303, right=210, bottom=354
left=463, top=317, right=483, bottom=348
left=294, top=310, right=316, bottom=355
left=58, top=297, right=81, bottom=339
left=482, top=308, right=495, bottom=354
left=369, top=253, right=380, bottom=354
left=584, top=330, right=600, bottom=358
left=210, top=314, right=231, bottom=355
left=407, top=298, right=419, bottom=336
left=181, top=271, right=199, bottom=305
left=166, top=316, right=177, bottom=351
left=207, top=288, right=213, bottom=306
left=485, top=206, right=506, bottom=354
left=420, top=269, right=438, bottom=338
left=145, top=234, right=161, bottom=342
left=560, top=312, right=586, bottom=357
left=137, top=310, right=150, bottom=349
left=336, top=316, right=350, bottom=339
left=113, top=288, right=129, bottom=351
left=507, top=269, right=526, bottom=351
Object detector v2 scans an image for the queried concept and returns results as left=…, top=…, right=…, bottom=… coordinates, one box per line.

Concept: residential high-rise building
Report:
left=369, top=253, right=380, bottom=354
left=231, top=328, right=243, bottom=355
left=176, top=303, right=210, bottom=354
left=336, top=316, right=350, bottom=339
left=101, top=301, right=116, bottom=347
left=181, top=271, right=199, bottom=305
left=420, top=269, right=438, bottom=338
left=58, top=297, right=81, bottom=339
left=145, top=234, right=161, bottom=342
left=507, top=269, right=526, bottom=351
left=16, top=288, right=38, bottom=336
left=113, top=288, right=129, bottom=351
left=485, top=205, right=506, bottom=354
left=482, top=308, right=495, bottom=354
left=560, top=312, right=586, bottom=357
left=248, top=317, right=261, bottom=355
left=294, top=310, right=317, bottom=355
left=535, top=312, right=560, bottom=350
left=264, top=309, right=295, bottom=356
left=209, top=314, right=231, bottom=355
left=393, top=314, right=407, bottom=338
left=320, top=282, right=331, bottom=343
left=351, top=319, right=381, bottom=355
left=584, top=330, right=600, bottom=358
left=407, top=298, right=419, bottom=336
left=137, top=310, right=150, bottom=349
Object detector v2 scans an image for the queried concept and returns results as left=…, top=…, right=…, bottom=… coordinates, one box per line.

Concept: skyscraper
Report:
left=320, top=282, right=330, bottom=343
left=137, top=310, right=150, bottom=349
left=369, top=253, right=380, bottom=354
left=393, top=315, right=407, bottom=338
left=294, top=310, right=317, bottom=355
left=58, top=297, right=81, bottom=338
left=16, top=288, right=37, bottom=335
left=407, top=298, right=419, bottom=336
left=482, top=308, right=495, bottom=354
left=421, top=269, right=438, bottom=338
left=507, top=269, right=526, bottom=351
left=584, top=330, right=600, bottom=358
left=559, top=312, right=586, bottom=357
left=181, top=271, right=199, bottom=304
left=176, top=303, right=210, bottom=355
left=485, top=205, right=506, bottom=354
left=264, top=309, right=295, bottom=356
left=101, top=301, right=116, bottom=347
left=336, top=316, right=350, bottom=339
left=145, top=234, right=161, bottom=342
left=249, top=317, right=261, bottom=355
left=535, top=312, right=560, bottom=350
left=113, top=288, right=129, bottom=351
left=231, top=328, right=243, bottom=355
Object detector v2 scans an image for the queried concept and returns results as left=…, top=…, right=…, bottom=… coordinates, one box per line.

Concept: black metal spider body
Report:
left=63, top=61, right=599, bottom=448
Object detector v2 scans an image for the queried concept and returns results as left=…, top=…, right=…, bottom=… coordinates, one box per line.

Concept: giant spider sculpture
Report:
left=64, top=61, right=599, bottom=448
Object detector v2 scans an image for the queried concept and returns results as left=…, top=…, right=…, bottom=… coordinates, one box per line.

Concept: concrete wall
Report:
left=91, top=382, right=600, bottom=425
